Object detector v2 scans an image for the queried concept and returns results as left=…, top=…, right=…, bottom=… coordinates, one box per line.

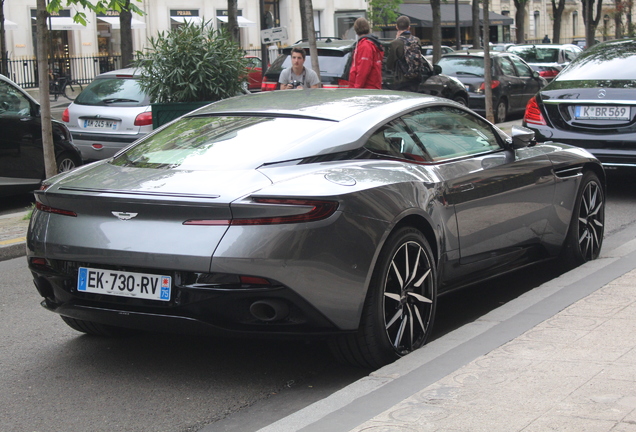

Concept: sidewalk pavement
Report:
left=3, top=117, right=635, bottom=432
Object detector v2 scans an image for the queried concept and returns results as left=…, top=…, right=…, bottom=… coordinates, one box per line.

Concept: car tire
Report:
left=495, top=98, right=508, bottom=123
left=453, top=95, right=468, bottom=106
left=561, top=171, right=605, bottom=268
left=329, top=227, right=437, bottom=368
left=56, top=152, right=79, bottom=173
left=61, top=316, right=130, bottom=337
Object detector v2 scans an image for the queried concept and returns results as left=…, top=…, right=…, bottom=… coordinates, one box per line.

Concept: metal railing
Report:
left=5, top=55, right=123, bottom=89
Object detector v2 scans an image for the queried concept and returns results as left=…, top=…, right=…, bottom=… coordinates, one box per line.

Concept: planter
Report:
left=151, top=101, right=213, bottom=129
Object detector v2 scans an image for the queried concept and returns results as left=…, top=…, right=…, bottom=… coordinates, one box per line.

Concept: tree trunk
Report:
left=431, top=0, right=442, bottom=63
left=472, top=0, right=481, bottom=48
left=551, top=0, right=566, bottom=43
left=228, top=0, right=240, bottom=43
left=1, top=0, right=8, bottom=77
left=513, top=0, right=527, bottom=43
left=303, top=0, right=320, bottom=82
left=37, top=0, right=56, bottom=178
left=299, top=0, right=308, bottom=41
left=583, top=0, right=604, bottom=47
left=120, top=1, right=133, bottom=68
left=614, top=0, right=623, bottom=39
left=483, top=0, right=494, bottom=123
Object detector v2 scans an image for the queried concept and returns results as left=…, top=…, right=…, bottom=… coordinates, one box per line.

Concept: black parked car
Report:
left=523, top=38, right=636, bottom=174
left=261, top=39, right=469, bottom=105
left=437, top=52, right=548, bottom=123
left=0, top=74, right=82, bottom=197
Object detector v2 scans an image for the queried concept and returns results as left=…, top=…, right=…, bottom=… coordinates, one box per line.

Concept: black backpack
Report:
left=398, top=36, right=424, bottom=81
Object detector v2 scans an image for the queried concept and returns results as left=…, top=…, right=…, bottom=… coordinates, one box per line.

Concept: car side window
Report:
left=564, top=49, right=576, bottom=62
left=401, top=106, right=502, bottom=162
left=0, top=81, right=31, bottom=117
left=365, top=119, right=429, bottom=161
left=498, top=57, right=517, bottom=76
left=509, top=56, right=534, bottom=78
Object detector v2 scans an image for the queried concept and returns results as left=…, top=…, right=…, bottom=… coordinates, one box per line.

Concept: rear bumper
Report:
left=526, top=124, right=636, bottom=171
left=71, top=131, right=148, bottom=161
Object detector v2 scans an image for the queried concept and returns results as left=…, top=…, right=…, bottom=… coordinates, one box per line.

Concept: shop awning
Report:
left=97, top=17, right=146, bottom=29
left=3, top=19, right=18, bottom=30
left=399, top=3, right=513, bottom=28
left=170, top=16, right=203, bottom=25
left=216, top=16, right=257, bottom=28
left=32, top=16, right=86, bottom=30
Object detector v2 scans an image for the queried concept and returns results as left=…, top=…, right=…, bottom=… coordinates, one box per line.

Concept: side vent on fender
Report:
left=554, top=165, right=584, bottom=179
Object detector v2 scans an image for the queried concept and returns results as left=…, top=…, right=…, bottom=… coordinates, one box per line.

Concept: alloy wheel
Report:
left=383, top=240, right=435, bottom=356
left=577, top=179, right=604, bottom=260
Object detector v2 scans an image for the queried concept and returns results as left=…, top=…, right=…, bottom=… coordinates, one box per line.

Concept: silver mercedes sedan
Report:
left=27, top=89, right=605, bottom=368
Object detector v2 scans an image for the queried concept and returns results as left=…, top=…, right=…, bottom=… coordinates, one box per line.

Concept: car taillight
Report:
left=539, top=70, right=559, bottom=78
left=35, top=202, right=77, bottom=217
left=524, top=96, right=547, bottom=126
left=261, top=78, right=278, bottom=91
left=183, top=198, right=339, bottom=226
left=323, top=80, right=350, bottom=89
left=62, top=108, right=70, bottom=123
left=134, top=112, right=153, bottom=126
left=478, top=80, right=501, bottom=91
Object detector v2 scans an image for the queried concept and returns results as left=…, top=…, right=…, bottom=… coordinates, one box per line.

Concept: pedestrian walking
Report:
left=348, top=17, right=384, bottom=89
left=386, top=15, right=424, bottom=92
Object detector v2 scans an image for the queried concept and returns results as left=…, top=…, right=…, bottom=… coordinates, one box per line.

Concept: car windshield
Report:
left=75, top=77, right=150, bottom=107
left=437, top=57, right=484, bottom=76
left=509, top=47, right=559, bottom=63
left=269, top=51, right=350, bottom=78
left=111, top=115, right=333, bottom=170
left=556, top=40, right=636, bottom=80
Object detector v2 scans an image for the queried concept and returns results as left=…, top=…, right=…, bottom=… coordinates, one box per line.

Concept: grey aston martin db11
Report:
left=27, top=89, right=605, bottom=368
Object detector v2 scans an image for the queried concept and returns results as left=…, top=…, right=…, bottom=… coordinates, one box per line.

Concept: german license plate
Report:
left=77, top=267, right=171, bottom=301
left=83, top=119, right=118, bottom=129
left=575, top=105, right=630, bottom=120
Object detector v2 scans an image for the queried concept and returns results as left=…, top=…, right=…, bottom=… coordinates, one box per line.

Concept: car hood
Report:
left=45, top=160, right=273, bottom=203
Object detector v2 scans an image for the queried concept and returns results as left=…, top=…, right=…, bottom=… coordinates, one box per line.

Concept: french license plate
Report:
left=83, top=119, right=118, bottom=130
left=77, top=267, right=171, bottom=301
left=575, top=105, right=631, bottom=120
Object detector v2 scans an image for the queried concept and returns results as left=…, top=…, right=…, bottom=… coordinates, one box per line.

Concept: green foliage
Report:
left=46, top=0, right=144, bottom=26
left=368, top=0, right=402, bottom=28
left=133, top=20, right=249, bottom=103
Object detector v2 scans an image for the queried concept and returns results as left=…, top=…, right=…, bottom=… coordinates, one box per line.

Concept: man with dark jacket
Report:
left=386, top=15, right=422, bottom=92
left=348, top=17, right=384, bottom=89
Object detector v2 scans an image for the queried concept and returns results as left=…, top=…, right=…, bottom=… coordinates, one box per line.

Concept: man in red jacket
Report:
left=348, top=17, right=384, bottom=89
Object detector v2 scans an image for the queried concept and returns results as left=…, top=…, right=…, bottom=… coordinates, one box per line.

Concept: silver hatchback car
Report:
left=62, top=68, right=152, bottom=162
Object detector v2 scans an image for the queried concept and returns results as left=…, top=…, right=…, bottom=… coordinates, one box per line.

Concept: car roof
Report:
left=286, top=39, right=357, bottom=52
left=511, top=44, right=579, bottom=49
left=96, top=68, right=141, bottom=78
left=188, top=89, right=444, bottom=122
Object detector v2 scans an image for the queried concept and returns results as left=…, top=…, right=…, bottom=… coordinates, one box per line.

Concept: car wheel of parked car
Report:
left=495, top=99, right=508, bottom=123
left=61, top=316, right=130, bottom=337
left=561, top=171, right=605, bottom=268
left=56, top=152, right=79, bottom=173
left=453, top=96, right=468, bottom=106
left=330, top=227, right=437, bottom=368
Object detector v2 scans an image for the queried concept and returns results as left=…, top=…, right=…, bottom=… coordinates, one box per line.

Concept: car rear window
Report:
left=111, top=115, right=333, bottom=170
left=556, top=42, right=636, bottom=80
left=268, top=50, right=350, bottom=78
left=509, top=47, right=559, bottom=63
left=74, top=77, right=150, bottom=107
left=437, top=57, right=485, bottom=77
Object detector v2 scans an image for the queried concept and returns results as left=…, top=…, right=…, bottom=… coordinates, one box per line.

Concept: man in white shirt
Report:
left=278, top=47, right=321, bottom=90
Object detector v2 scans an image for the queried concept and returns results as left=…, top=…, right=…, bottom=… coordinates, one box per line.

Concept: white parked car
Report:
left=62, top=68, right=152, bottom=161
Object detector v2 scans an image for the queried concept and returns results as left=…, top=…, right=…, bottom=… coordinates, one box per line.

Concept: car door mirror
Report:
left=533, top=70, right=540, bottom=79
left=433, top=64, right=442, bottom=75
left=510, top=125, right=536, bottom=149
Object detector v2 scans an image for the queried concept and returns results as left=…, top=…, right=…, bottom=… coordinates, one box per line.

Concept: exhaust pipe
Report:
left=249, top=299, right=290, bottom=322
